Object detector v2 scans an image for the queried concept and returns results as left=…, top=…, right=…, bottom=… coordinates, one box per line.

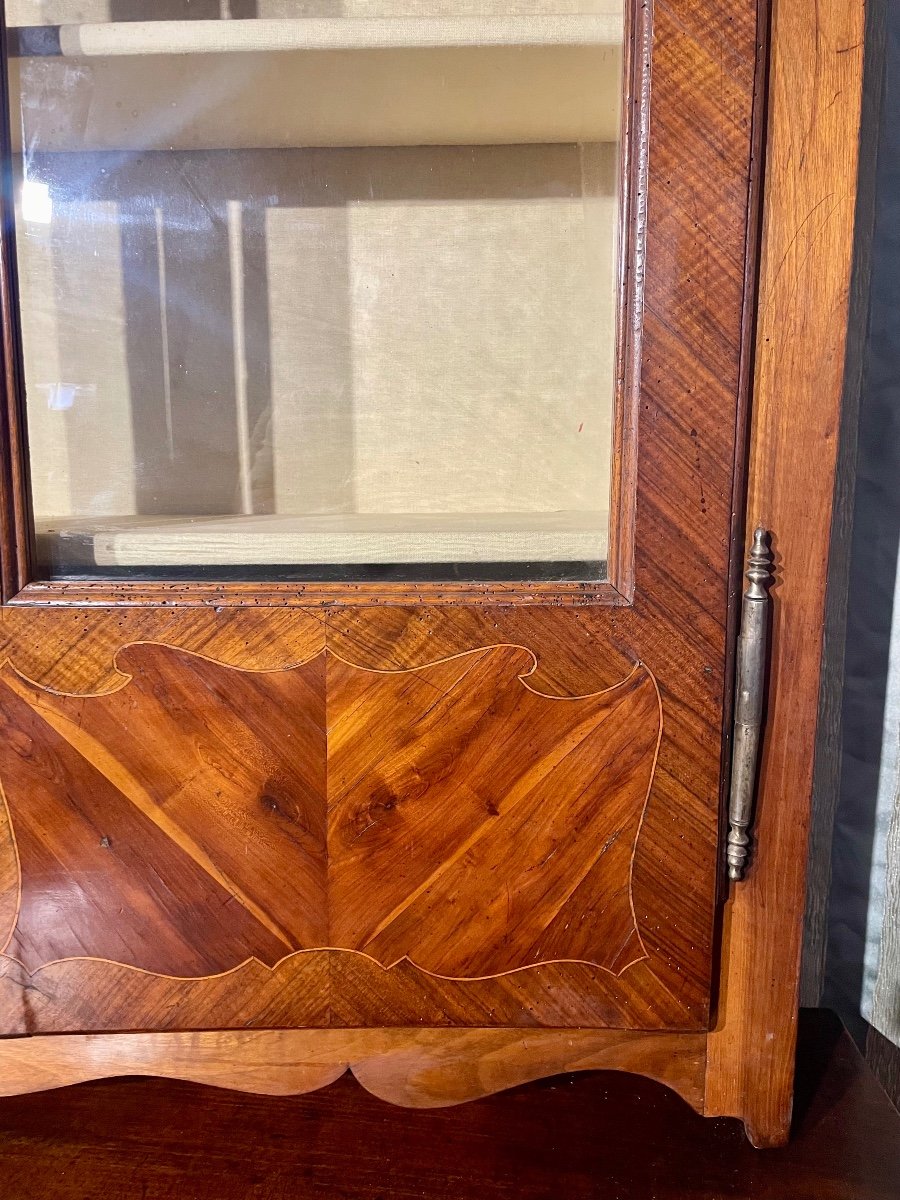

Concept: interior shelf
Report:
left=39, top=512, right=610, bottom=568
left=13, top=15, right=622, bottom=57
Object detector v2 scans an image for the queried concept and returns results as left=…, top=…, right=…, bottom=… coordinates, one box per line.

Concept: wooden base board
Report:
left=0, top=1014, right=894, bottom=1198
left=0, top=1026, right=707, bottom=1114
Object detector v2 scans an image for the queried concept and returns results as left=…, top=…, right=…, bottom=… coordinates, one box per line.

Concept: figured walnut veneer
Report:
left=0, top=632, right=681, bottom=1032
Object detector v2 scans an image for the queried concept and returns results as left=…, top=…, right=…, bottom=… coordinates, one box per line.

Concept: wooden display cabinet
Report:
left=0, top=0, right=865, bottom=1147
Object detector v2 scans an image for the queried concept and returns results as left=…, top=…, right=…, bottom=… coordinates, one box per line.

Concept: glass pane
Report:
left=7, top=1, right=624, bottom=583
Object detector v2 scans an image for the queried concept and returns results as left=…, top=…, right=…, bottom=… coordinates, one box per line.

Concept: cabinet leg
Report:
left=742, top=1113, right=791, bottom=1150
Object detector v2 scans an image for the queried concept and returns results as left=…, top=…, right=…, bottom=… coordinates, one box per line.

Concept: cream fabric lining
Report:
left=8, top=46, right=622, bottom=152
left=9, top=1, right=624, bottom=23
left=17, top=144, right=617, bottom=566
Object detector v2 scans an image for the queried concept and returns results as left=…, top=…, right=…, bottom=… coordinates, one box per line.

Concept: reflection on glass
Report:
left=7, top=1, right=623, bottom=582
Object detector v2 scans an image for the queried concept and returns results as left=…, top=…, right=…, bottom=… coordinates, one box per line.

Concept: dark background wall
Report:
left=813, top=0, right=900, bottom=1097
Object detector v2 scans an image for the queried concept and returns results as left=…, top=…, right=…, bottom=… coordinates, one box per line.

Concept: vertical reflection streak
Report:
left=154, top=205, right=175, bottom=461
left=228, top=197, right=253, bottom=515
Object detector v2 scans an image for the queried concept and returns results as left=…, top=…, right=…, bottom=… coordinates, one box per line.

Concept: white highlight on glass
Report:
left=21, top=179, right=52, bottom=225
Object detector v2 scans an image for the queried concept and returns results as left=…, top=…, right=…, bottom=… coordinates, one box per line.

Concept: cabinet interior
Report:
left=7, top=2, right=623, bottom=579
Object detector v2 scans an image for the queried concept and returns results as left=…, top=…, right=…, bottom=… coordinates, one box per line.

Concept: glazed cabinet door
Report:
left=0, top=0, right=760, bottom=1037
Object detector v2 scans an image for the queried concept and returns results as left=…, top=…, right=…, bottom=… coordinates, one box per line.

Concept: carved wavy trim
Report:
left=0, top=1027, right=708, bottom=1113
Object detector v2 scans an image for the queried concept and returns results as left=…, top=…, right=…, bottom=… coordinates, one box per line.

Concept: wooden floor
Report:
left=0, top=1011, right=897, bottom=1199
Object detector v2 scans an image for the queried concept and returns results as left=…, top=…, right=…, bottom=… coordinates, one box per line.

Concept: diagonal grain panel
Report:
left=0, top=950, right=694, bottom=1034
left=0, top=648, right=329, bottom=974
left=0, top=671, right=296, bottom=976
left=327, top=646, right=539, bottom=951
left=347, top=664, right=660, bottom=977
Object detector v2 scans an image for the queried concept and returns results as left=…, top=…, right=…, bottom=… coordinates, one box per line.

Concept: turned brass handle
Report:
left=726, top=528, right=774, bottom=882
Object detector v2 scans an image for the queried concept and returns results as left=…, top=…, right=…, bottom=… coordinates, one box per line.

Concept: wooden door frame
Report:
left=704, top=0, right=868, bottom=1145
left=0, top=0, right=867, bottom=1150
left=0, top=0, right=757, bottom=1040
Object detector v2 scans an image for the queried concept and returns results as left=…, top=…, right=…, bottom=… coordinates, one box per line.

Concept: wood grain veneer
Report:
left=0, top=10, right=30, bottom=603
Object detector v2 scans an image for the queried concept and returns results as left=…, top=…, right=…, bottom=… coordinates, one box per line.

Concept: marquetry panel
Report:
left=328, top=648, right=658, bottom=978
left=0, top=639, right=659, bottom=974
left=0, top=607, right=326, bottom=694
left=0, top=635, right=673, bottom=1030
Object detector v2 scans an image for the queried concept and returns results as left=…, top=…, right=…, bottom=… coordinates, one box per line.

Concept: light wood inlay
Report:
left=0, top=780, right=18, bottom=955
left=0, top=950, right=692, bottom=1034
left=0, top=606, right=327, bottom=694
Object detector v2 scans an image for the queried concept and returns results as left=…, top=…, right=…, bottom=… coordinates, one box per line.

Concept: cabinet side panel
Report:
left=706, top=0, right=866, bottom=1148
